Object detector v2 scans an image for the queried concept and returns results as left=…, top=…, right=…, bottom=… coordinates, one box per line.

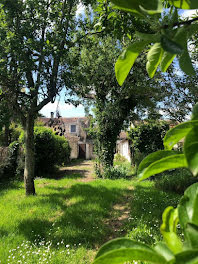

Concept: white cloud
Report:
left=76, top=3, right=85, bottom=16
left=40, top=101, right=85, bottom=117
left=181, top=9, right=198, bottom=19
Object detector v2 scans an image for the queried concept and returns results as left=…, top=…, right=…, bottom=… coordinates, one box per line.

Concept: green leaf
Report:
left=115, top=40, right=149, bottom=86
left=161, top=35, right=183, bottom=54
left=169, top=0, right=198, bottom=9
left=177, top=27, right=195, bottom=75
left=93, top=238, right=167, bottom=264
left=110, top=0, right=143, bottom=15
left=161, top=27, right=187, bottom=72
left=163, top=121, right=198, bottom=150
left=175, top=250, right=198, bottom=264
left=191, top=103, right=198, bottom=120
left=110, top=0, right=162, bottom=15
left=135, top=32, right=160, bottom=42
left=146, top=43, right=163, bottom=78
left=179, top=49, right=195, bottom=75
left=138, top=150, right=176, bottom=174
left=184, top=127, right=198, bottom=176
left=187, top=23, right=198, bottom=39
left=154, top=242, right=175, bottom=263
left=161, top=51, right=176, bottom=72
left=138, top=150, right=187, bottom=180
left=178, top=183, right=198, bottom=229
left=185, top=223, right=198, bottom=248
left=46, top=39, right=50, bottom=45
left=139, top=0, right=163, bottom=15
left=160, top=207, right=183, bottom=254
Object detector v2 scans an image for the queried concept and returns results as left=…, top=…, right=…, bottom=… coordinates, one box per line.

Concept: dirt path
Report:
left=60, top=160, right=133, bottom=241
left=59, top=160, right=95, bottom=182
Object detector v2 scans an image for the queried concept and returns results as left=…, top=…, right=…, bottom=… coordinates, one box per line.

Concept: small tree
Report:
left=0, top=0, right=94, bottom=195
left=70, top=36, right=167, bottom=173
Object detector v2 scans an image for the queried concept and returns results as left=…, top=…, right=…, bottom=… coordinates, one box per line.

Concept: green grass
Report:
left=0, top=161, right=182, bottom=264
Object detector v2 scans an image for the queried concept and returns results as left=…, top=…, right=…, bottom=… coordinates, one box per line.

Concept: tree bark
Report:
left=24, top=114, right=35, bottom=195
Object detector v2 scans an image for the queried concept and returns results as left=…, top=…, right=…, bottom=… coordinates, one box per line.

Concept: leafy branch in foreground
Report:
left=93, top=102, right=198, bottom=263
left=110, top=0, right=198, bottom=85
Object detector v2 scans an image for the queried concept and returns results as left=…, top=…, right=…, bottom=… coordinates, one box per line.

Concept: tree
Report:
left=69, top=36, right=167, bottom=171
left=0, top=97, right=11, bottom=146
left=93, top=1, right=198, bottom=263
left=0, top=0, right=94, bottom=195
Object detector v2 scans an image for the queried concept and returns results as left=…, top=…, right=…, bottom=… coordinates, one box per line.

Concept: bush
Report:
left=0, top=142, right=19, bottom=180
left=114, top=153, right=128, bottom=163
left=154, top=168, right=198, bottom=194
left=33, top=126, right=71, bottom=174
left=54, top=135, right=71, bottom=165
left=128, top=121, right=169, bottom=167
left=103, top=165, right=128, bottom=179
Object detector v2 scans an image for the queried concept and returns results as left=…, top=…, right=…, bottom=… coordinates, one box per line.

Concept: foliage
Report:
left=73, top=35, right=167, bottom=172
left=0, top=0, right=96, bottom=194
left=128, top=121, right=169, bottom=166
left=54, top=134, right=71, bottom=166
left=20, top=126, right=70, bottom=175
left=137, top=103, right=198, bottom=180
left=94, top=1, right=198, bottom=263
left=34, top=127, right=70, bottom=174
left=114, top=153, right=128, bottom=163
left=155, top=169, right=198, bottom=194
left=0, top=141, right=19, bottom=179
left=103, top=165, right=128, bottom=179
left=106, top=0, right=198, bottom=85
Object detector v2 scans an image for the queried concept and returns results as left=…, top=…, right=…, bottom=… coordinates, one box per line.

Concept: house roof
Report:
left=38, top=117, right=88, bottom=125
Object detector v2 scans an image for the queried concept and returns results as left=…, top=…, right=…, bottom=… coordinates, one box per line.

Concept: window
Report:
left=70, top=125, right=76, bottom=133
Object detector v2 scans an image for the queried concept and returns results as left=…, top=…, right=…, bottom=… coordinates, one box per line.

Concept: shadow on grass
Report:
left=45, top=169, right=87, bottom=180
left=124, top=183, right=181, bottom=245
left=0, top=179, right=23, bottom=197
left=17, top=183, right=127, bottom=249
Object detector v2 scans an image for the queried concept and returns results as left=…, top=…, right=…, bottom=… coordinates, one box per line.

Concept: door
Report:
left=79, top=144, right=86, bottom=159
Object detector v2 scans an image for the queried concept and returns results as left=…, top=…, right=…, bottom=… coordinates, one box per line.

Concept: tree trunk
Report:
left=4, top=123, right=9, bottom=146
left=24, top=114, right=35, bottom=195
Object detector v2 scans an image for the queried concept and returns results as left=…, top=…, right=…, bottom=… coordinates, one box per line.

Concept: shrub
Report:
left=54, top=135, right=71, bottom=165
left=103, top=165, right=128, bottom=179
left=154, top=169, right=198, bottom=194
left=128, top=121, right=169, bottom=167
left=33, top=126, right=71, bottom=174
left=0, top=142, right=19, bottom=180
left=114, top=153, right=128, bottom=163
left=19, top=126, right=71, bottom=175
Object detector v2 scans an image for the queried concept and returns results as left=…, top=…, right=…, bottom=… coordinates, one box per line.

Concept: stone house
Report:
left=39, top=114, right=95, bottom=160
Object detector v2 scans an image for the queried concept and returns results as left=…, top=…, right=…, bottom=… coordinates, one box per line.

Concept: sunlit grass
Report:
left=0, top=162, right=182, bottom=263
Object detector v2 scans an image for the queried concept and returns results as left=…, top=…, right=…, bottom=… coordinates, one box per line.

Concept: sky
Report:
left=40, top=101, right=86, bottom=118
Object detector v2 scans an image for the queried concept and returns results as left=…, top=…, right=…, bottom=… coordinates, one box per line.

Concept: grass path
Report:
left=0, top=160, right=181, bottom=264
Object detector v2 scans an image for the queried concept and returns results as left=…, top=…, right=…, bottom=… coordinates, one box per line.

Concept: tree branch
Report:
left=162, top=16, right=198, bottom=29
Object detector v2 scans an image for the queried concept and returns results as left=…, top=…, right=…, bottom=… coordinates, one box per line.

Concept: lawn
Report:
left=0, top=161, right=181, bottom=264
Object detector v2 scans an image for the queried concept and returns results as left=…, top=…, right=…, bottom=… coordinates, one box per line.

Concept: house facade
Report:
left=116, top=131, right=131, bottom=162
left=39, top=114, right=95, bottom=160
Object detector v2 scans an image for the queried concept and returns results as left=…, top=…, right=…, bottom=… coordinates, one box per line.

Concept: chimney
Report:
left=50, top=112, right=54, bottom=119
